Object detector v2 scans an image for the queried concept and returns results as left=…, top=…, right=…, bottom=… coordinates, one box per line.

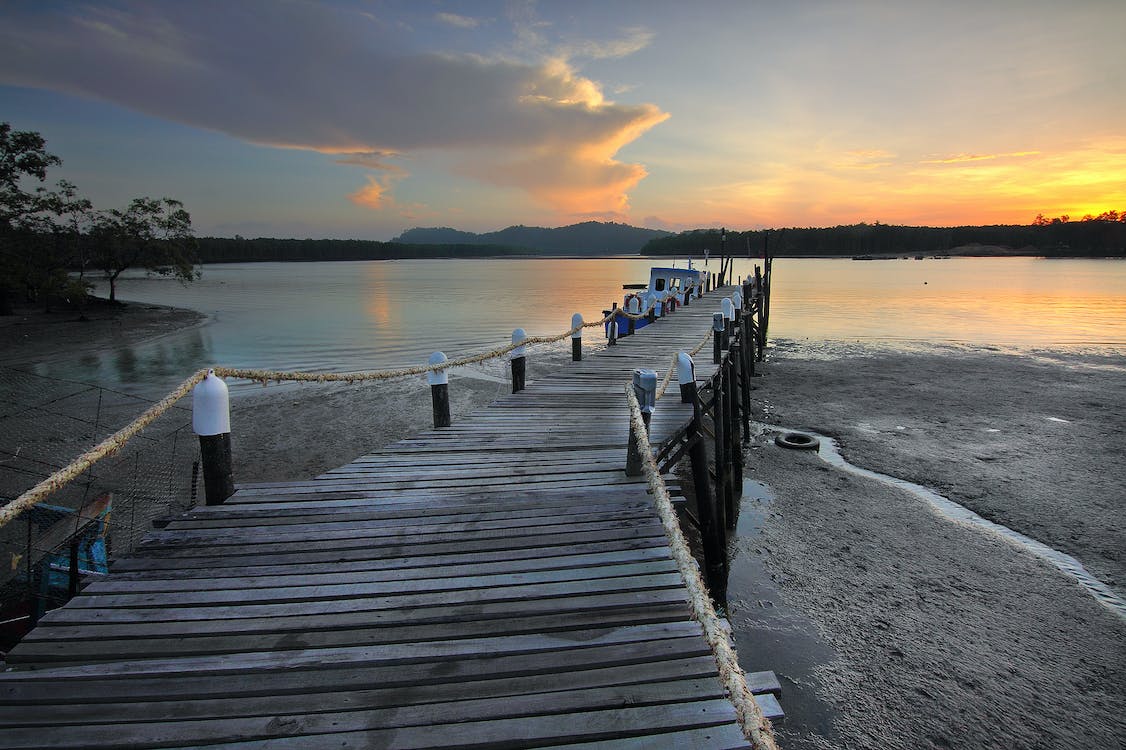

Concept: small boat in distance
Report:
left=607, top=265, right=708, bottom=337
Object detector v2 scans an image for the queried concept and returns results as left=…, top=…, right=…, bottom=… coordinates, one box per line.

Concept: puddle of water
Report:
left=765, top=425, right=1126, bottom=621
left=728, top=478, right=839, bottom=742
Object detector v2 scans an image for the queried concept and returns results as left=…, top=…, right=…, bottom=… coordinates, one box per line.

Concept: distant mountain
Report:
left=394, top=221, right=672, bottom=255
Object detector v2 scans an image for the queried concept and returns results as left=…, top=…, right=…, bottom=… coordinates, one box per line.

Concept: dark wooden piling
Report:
left=198, top=433, right=234, bottom=506
left=608, top=303, right=618, bottom=346
left=431, top=382, right=451, bottom=428
left=511, top=356, right=526, bottom=393
left=685, top=380, right=727, bottom=607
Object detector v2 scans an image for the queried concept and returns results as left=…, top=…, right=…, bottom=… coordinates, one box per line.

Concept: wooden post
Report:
left=712, top=364, right=729, bottom=532
left=722, top=356, right=738, bottom=524
left=608, top=303, right=618, bottom=346
left=728, top=349, right=744, bottom=506
left=627, top=297, right=638, bottom=336
left=677, top=351, right=695, bottom=403
left=722, top=297, right=735, bottom=343
left=510, top=328, right=527, bottom=393
left=192, top=369, right=234, bottom=506
left=68, top=540, right=80, bottom=598
left=571, top=313, right=583, bottom=361
left=646, top=297, right=656, bottom=323
left=626, top=369, right=657, bottom=476
left=428, top=351, right=450, bottom=428
left=712, top=313, right=724, bottom=364
left=684, top=362, right=728, bottom=606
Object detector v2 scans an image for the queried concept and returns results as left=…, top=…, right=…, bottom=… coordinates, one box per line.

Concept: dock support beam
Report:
left=428, top=352, right=451, bottom=428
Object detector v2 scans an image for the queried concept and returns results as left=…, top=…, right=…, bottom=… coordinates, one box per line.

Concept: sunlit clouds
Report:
left=0, top=1, right=666, bottom=219
left=1, top=1, right=1124, bottom=239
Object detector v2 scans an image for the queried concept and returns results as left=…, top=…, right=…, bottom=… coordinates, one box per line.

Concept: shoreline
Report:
left=0, top=298, right=207, bottom=368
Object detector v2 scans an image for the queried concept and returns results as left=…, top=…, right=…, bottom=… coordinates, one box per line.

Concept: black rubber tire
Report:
left=775, top=431, right=820, bottom=450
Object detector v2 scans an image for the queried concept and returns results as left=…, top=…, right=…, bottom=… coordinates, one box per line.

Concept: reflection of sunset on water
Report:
left=770, top=258, right=1126, bottom=347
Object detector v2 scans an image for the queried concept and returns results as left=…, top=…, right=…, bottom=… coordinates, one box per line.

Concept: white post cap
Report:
left=571, top=313, right=583, bottom=338
left=733, top=289, right=743, bottom=308
left=677, top=352, right=695, bottom=385
left=511, top=328, right=527, bottom=359
left=628, top=296, right=640, bottom=314
left=427, top=351, right=448, bottom=385
left=192, top=369, right=230, bottom=436
left=632, top=368, right=658, bottom=413
left=722, top=297, right=735, bottom=320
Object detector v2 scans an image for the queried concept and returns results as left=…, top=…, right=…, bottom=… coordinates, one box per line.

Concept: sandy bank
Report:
left=0, top=299, right=206, bottom=367
left=738, top=340, right=1126, bottom=750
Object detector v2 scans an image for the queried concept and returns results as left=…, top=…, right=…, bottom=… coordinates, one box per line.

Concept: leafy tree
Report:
left=0, top=122, right=63, bottom=314
left=92, top=197, right=198, bottom=303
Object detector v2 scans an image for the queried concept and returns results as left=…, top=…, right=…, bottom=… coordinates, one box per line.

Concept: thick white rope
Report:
left=0, top=368, right=210, bottom=529
left=2, top=286, right=718, bottom=527
left=625, top=385, right=778, bottom=750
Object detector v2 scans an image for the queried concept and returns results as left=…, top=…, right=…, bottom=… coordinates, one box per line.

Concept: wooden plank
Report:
left=3, top=296, right=764, bottom=748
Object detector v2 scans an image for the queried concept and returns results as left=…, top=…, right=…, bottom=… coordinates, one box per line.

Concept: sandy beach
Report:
left=5, top=305, right=1125, bottom=749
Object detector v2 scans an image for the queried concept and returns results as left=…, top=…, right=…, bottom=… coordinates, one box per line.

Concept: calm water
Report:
left=33, top=256, right=1126, bottom=394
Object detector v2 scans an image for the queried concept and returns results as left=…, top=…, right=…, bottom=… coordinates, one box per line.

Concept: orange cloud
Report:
left=348, top=176, right=388, bottom=209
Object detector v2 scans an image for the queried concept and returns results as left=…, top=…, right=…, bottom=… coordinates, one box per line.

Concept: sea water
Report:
left=31, top=256, right=1126, bottom=394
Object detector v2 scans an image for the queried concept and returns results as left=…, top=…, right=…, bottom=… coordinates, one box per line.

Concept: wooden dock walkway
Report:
left=0, top=290, right=774, bottom=748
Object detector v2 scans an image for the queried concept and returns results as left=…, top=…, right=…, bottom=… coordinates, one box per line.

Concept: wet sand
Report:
left=0, top=300, right=205, bottom=367
left=738, top=340, right=1126, bottom=750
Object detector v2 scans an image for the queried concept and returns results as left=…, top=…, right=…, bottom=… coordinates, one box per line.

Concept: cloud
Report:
left=435, top=12, right=480, bottom=29
left=561, top=27, right=655, bottom=60
left=334, top=152, right=407, bottom=174
left=0, top=1, right=668, bottom=215
left=348, top=175, right=389, bottom=209
left=921, top=151, right=1041, bottom=164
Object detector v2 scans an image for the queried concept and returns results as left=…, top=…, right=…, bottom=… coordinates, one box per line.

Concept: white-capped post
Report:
left=677, top=351, right=696, bottom=403
left=732, top=289, right=743, bottom=325
left=627, top=296, right=640, bottom=336
left=626, top=368, right=658, bottom=476
left=428, top=351, right=450, bottom=428
left=571, top=313, right=583, bottom=361
left=192, top=369, right=234, bottom=506
left=722, top=296, right=735, bottom=342
left=511, top=328, right=527, bottom=393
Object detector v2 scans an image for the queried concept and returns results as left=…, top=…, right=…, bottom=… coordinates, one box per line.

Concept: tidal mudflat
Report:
left=736, top=340, right=1126, bottom=749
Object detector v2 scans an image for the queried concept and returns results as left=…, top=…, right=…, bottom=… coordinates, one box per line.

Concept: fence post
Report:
left=732, top=289, right=743, bottom=326
left=511, top=328, right=527, bottom=393
left=646, top=297, right=656, bottom=323
left=627, top=296, right=639, bottom=336
left=428, top=352, right=450, bottom=428
left=677, top=351, right=695, bottom=403
left=722, top=297, right=735, bottom=343
left=626, top=369, right=657, bottom=477
left=681, top=354, right=728, bottom=607
left=192, top=369, right=234, bottom=506
left=712, top=363, right=729, bottom=532
left=571, top=313, right=583, bottom=361
left=608, top=303, right=618, bottom=346
left=728, top=346, right=744, bottom=505
left=712, top=313, right=724, bottom=364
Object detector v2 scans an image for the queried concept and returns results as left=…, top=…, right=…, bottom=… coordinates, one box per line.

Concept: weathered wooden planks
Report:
left=0, top=287, right=770, bottom=748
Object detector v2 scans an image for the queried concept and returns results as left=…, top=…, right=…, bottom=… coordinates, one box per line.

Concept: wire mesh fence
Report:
left=0, top=366, right=200, bottom=647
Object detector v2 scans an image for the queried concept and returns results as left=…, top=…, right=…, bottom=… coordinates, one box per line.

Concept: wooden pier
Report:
left=0, top=285, right=777, bottom=748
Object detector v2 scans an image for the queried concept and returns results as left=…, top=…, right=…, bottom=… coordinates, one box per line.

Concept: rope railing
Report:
left=654, top=327, right=713, bottom=402
left=624, top=385, right=778, bottom=750
left=1, top=286, right=716, bottom=529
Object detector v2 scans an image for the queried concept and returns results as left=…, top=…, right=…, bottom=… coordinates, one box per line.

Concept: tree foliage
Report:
left=0, top=122, right=197, bottom=313
left=92, top=197, right=198, bottom=303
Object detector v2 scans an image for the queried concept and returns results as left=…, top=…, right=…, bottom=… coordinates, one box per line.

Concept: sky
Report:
left=1, top=0, right=1124, bottom=240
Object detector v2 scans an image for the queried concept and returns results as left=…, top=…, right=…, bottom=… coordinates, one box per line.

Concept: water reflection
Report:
left=44, top=256, right=1124, bottom=395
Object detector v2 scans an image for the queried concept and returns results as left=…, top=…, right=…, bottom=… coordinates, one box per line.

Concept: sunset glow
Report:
left=1, top=1, right=1123, bottom=239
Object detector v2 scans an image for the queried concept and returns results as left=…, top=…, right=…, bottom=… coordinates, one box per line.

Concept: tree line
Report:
left=641, top=219, right=1126, bottom=258
left=1, top=122, right=196, bottom=315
